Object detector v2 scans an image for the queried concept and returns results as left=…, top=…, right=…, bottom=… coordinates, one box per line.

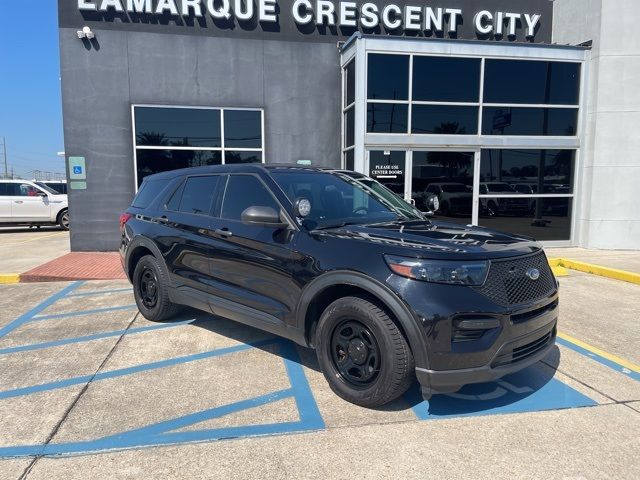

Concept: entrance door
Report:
left=411, top=151, right=476, bottom=226
left=366, top=150, right=407, bottom=199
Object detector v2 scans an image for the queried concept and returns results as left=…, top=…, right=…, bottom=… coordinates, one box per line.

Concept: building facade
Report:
left=57, top=0, right=639, bottom=251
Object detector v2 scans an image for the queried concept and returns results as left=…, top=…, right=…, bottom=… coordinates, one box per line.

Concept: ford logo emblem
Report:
left=526, top=268, right=540, bottom=280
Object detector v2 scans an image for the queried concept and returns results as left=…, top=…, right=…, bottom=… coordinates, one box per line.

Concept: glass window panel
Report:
left=482, top=107, right=578, bottom=136
left=479, top=197, right=572, bottom=241
left=367, top=54, right=409, bottom=100
left=483, top=60, right=581, bottom=105
left=165, top=180, right=185, bottom=211
left=345, top=60, right=355, bottom=106
left=221, top=175, right=279, bottom=221
left=135, top=107, right=221, bottom=147
left=480, top=149, right=575, bottom=193
left=15, top=183, right=43, bottom=197
left=412, top=105, right=478, bottom=134
left=412, top=57, right=481, bottom=102
left=178, top=175, right=221, bottom=216
left=368, top=150, right=405, bottom=196
left=136, top=149, right=222, bottom=186
left=344, top=149, right=354, bottom=171
left=345, top=107, right=354, bottom=147
left=223, top=110, right=262, bottom=149
left=367, top=103, right=408, bottom=133
left=132, top=178, right=170, bottom=208
left=224, top=151, right=262, bottom=164
left=411, top=151, right=473, bottom=225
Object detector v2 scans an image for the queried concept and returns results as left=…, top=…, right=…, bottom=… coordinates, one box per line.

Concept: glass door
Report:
left=366, top=150, right=408, bottom=199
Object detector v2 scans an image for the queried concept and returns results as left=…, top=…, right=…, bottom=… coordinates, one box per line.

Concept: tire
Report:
left=58, top=209, right=70, bottom=231
left=132, top=255, right=180, bottom=321
left=487, top=201, right=498, bottom=217
left=315, top=296, right=414, bottom=408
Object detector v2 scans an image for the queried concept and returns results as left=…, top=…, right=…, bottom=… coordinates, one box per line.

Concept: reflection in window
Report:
left=224, top=151, right=262, bottom=164
left=134, top=107, right=221, bottom=147
left=479, top=197, right=572, bottom=241
left=344, top=149, right=354, bottom=171
left=345, top=108, right=355, bottom=147
left=367, top=103, right=408, bottom=133
left=178, top=176, right=221, bottom=216
left=221, top=175, right=279, bottom=221
left=345, top=60, right=355, bottom=106
left=223, top=110, right=262, bottom=148
left=480, top=150, right=575, bottom=193
left=367, top=54, right=409, bottom=100
left=136, top=149, right=222, bottom=186
left=412, top=57, right=481, bottom=102
left=482, top=107, right=578, bottom=136
left=484, top=60, right=581, bottom=105
left=412, top=105, right=478, bottom=134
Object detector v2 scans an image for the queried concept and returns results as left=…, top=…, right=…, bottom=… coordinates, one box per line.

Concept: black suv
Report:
left=120, top=165, right=558, bottom=407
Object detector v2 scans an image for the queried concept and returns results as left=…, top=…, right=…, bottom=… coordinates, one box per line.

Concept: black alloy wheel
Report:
left=331, top=320, right=381, bottom=386
left=139, top=266, right=159, bottom=309
left=132, top=255, right=181, bottom=321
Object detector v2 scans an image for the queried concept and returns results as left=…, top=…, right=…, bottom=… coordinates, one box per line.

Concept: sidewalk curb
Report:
left=548, top=258, right=640, bottom=285
left=0, top=274, right=21, bottom=284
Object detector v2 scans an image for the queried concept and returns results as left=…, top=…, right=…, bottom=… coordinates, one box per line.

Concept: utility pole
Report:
left=1, top=137, right=7, bottom=179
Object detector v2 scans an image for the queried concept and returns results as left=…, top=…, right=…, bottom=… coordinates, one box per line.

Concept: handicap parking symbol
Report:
left=73, top=166, right=83, bottom=174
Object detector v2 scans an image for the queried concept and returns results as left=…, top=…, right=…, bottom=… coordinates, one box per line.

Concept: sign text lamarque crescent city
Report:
left=78, top=0, right=542, bottom=38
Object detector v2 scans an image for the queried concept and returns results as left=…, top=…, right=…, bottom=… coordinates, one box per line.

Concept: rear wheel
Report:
left=315, top=296, right=414, bottom=407
left=132, top=255, right=180, bottom=321
left=58, top=210, right=70, bottom=231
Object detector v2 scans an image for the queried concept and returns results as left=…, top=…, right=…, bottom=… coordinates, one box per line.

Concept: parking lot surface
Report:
left=0, top=229, right=69, bottom=274
left=0, top=272, right=638, bottom=479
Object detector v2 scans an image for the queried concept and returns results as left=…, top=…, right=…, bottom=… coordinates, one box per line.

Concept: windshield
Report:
left=35, top=182, right=59, bottom=195
left=441, top=184, right=470, bottom=193
left=271, top=170, right=426, bottom=229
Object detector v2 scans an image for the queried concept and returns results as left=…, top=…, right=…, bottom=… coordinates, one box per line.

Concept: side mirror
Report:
left=37, top=191, right=48, bottom=197
left=241, top=206, right=288, bottom=228
left=425, top=194, right=440, bottom=213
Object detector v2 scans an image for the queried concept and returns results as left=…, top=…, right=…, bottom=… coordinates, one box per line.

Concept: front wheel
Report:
left=315, top=296, right=414, bottom=407
left=58, top=210, right=70, bottom=231
left=132, top=255, right=180, bottom=321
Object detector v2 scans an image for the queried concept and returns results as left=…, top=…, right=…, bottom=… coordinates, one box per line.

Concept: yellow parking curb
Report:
left=0, top=274, right=21, bottom=284
left=549, top=258, right=640, bottom=285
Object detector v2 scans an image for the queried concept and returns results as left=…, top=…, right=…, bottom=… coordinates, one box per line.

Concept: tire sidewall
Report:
left=316, top=299, right=403, bottom=404
left=132, top=255, right=167, bottom=320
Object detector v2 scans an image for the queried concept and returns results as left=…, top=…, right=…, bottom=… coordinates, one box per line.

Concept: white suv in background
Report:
left=0, top=179, right=69, bottom=230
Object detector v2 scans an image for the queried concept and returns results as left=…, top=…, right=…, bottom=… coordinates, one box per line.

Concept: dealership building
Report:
left=58, top=0, right=640, bottom=251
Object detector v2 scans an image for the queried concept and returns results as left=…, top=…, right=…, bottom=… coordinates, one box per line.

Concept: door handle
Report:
left=214, top=228, right=233, bottom=237
left=14, top=200, right=24, bottom=204
left=157, top=215, right=169, bottom=224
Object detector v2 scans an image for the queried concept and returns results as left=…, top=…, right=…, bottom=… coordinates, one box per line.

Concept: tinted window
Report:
left=367, top=54, right=409, bottom=100
left=221, top=175, right=279, bottom=221
left=132, top=179, right=170, bottom=208
left=136, top=149, right=222, bottom=186
left=224, top=151, right=262, bottom=164
left=134, top=107, right=221, bottom=147
left=480, top=149, right=575, bottom=193
left=482, top=107, right=578, bottom=136
left=165, top=180, right=185, bottom=211
left=0, top=183, right=12, bottom=196
left=345, top=108, right=354, bottom=147
left=367, top=103, right=408, bottom=133
left=368, top=151, right=405, bottom=195
left=344, top=149, right=354, bottom=171
left=223, top=110, right=261, bottom=148
left=484, top=60, right=581, bottom=105
left=16, top=183, right=42, bottom=197
left=412, top=105, right=478, bottom=134
left=412, top=57, right=481, bottom=102
left=345, top=60, right=355, bottom=106
left=178, top=176, right=221, bottom=215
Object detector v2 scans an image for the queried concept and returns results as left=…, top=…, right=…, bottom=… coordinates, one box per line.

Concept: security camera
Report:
left=76, top=26, right=95, bottom=39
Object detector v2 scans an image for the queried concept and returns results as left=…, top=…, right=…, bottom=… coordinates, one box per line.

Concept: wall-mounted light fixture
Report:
left=76, top=26, right=95, bottom=39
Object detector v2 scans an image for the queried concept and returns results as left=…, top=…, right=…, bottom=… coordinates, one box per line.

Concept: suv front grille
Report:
left=492, top=327, right=556, bottom=367
left=475, top=251, right=556, bottom=307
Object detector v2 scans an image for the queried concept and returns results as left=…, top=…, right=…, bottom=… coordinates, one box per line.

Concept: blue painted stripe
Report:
left=67, top=288, right=132, bottom=298
left=31, top=304, right=137, bottom=321
left=0, top=281, right=85, bottom=339
left=0, top=320, right=196, bottom=356
left=557, top=337, right=640, bottom=382
left=279, top=341, right=325, bottom=429
left=0, top=339, right=273, bottom=400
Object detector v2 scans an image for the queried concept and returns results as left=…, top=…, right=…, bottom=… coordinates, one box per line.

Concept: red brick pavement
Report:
left=20, top=252, right=127, bottom=282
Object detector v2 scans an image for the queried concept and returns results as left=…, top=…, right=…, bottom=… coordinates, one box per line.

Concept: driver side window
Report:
left=18, top=184, right=42, bottom=197
left=221, top=175, right=280, bottom=221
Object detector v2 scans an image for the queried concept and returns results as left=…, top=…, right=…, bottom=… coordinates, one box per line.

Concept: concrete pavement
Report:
left=0, top=229, right=69, bottom=274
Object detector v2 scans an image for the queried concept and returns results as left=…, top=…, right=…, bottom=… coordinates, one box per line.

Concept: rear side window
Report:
left=132, top=179, right=169, bottom=208
left=221, top=175, right=279, bottom=221
left=178, top=175, right=221, bottom=215
left=0, top=183, right=11, bottom=196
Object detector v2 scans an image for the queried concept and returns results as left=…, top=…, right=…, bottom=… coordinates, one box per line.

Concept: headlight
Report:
left=384, top=255, right=489, bottom=286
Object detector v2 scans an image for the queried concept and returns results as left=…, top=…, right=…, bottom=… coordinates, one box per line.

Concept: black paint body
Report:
left=120, top=164, right=558, bottom=394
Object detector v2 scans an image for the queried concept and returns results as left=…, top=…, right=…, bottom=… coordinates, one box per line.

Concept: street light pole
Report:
left=2, top=137, right=7, bottom=179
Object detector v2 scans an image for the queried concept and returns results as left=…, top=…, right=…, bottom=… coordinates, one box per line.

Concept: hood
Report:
left=314, top=220, right=540, bottom=259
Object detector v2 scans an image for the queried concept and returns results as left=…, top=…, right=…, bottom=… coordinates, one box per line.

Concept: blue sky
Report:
left=0, top=1, right=65, bottom=179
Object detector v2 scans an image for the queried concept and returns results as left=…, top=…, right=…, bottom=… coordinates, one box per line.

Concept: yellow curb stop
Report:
left=549, top=258, right=640, bottom=285
left=0, top=274, right=21, bottom=284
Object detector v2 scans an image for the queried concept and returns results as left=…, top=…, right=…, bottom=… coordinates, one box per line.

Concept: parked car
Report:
left=423, top=182, right=472, bottom=216
left=120, top=165, right=558, bottom=407
left=36, top=180, right=68, bottom=195
left=480, top=182, right=530, bottom=217
left=0, top=179, right=69, bottom=230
